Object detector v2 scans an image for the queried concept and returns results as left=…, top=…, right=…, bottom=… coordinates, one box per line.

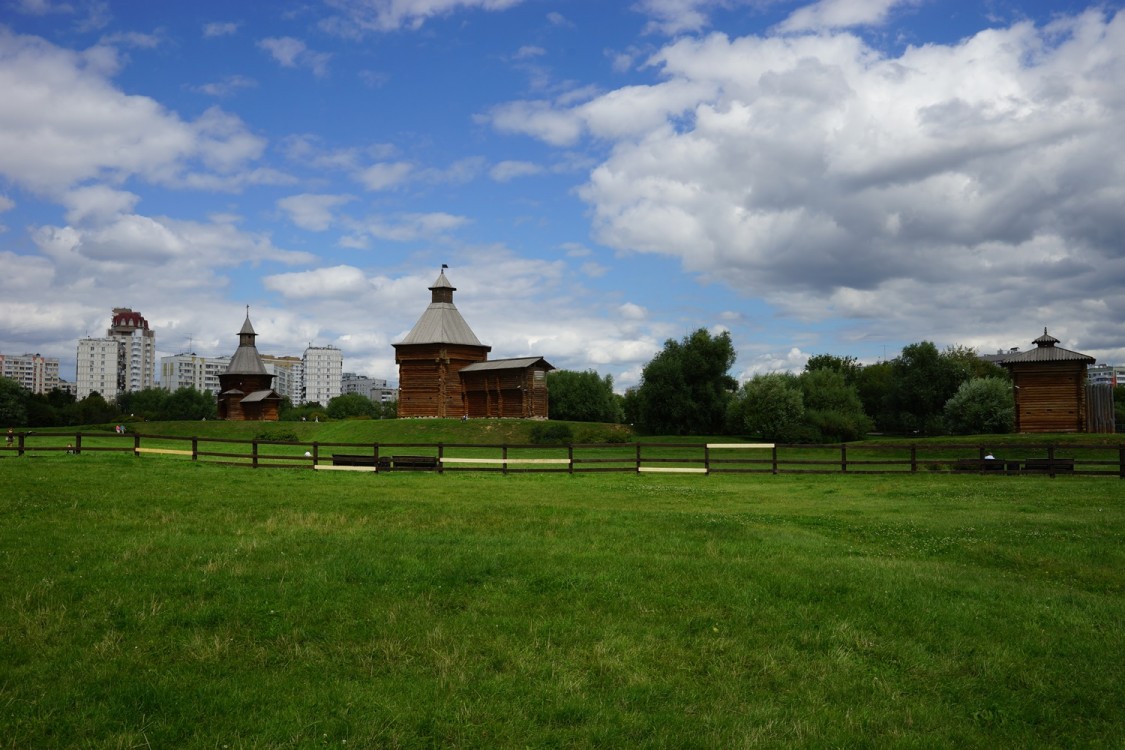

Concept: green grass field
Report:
left=2, top=434, right=1123, bottom=747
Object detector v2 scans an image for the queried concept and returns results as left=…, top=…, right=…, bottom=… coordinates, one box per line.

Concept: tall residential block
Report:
left=77, top=308, right=156, bottom=400
left=0, top=353, right=60, bottom=394
left=302, top=346, right=342, bottom=406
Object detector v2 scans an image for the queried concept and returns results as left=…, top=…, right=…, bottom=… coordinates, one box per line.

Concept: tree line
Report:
left=549, top=329, right=1124, bottom=439
left=0, top=379, right=397, bottom=428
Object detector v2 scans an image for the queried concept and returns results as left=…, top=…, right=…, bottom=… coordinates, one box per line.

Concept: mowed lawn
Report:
left=1, top=453, right=1122, bottom=748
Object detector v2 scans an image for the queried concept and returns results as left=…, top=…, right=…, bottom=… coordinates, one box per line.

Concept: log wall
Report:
left=395, top=343, right=489, bottom=418
left=1010, top=363, right=1087, bottom=433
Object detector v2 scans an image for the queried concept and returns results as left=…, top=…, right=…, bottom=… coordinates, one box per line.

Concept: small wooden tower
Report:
left=394, top=270, right=490, bottom=418
left=217, top=312, right=282, bottom=421
left=1000, top=328, right=1095, bottom=433
left=460, top=356, right=555, bottom=419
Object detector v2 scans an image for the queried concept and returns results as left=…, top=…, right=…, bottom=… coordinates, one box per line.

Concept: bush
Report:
left=254, top=428, right=300, bottom=442
left=943, top=377, right=1015, bottom=434
left=529, top=423, right=574, bottom=444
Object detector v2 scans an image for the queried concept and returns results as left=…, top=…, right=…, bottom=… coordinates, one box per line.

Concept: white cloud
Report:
left=264, top=265, right=372, bottom=299
left=777, top=0, right=909, bottom=33
left=258, top=37, right=331, bottom=77
left=320, top=0, right=526, bottom=34
left=192, top=74, right=257, bottom=98
left=503, top=10, right=1125, bottom=356
left=357, top=161, right=414, bottom=190
left=490, top=160, right=543, bottom=181
left=0, top=29, right=269, bottom=196
left=277, top=193, right=355, bottom=231
left=203, top=21, right=240, bottom=37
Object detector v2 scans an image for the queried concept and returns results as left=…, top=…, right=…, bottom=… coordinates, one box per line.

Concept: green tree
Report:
left=943, top=345, right=1008, bottom=381
left=1114, top=385, right=1125, bottom=431
left=164, top=388, right=217, bottom=420
left=855, top=361, right=894, bottom=431
left=0, top=376, right=29, bottom=426
left=943, top=377, right=1015, bottom=434
left=73, top=392, right=118, bottom=425
left=635, top=329, right=737, bottom=435
left=797, top=368, right=873, bottom=442
left=804, top=354, right=861, bottom=385
left=327, top=393, right=378, bottom=419
left=728, top=373, right=804, bottom=441
left=884, top=341, right=971, bottom=434
left=548, top=370, right=622, bottom=423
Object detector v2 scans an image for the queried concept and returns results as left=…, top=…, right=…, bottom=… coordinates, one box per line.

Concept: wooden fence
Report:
left=3, top=432, right=1123, bottom=478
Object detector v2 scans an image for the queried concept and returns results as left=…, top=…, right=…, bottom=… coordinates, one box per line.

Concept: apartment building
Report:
left=0, top=352, right=60, bottom=394
left=301, top=346, right=342, bottom=406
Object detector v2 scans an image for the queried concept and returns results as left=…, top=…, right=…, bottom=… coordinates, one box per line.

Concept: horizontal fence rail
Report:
left=2, top=431, right=1123, bottom=478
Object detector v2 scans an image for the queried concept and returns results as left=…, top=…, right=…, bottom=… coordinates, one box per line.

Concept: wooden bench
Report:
left=331, top=454, right=381, bottom=467
left=389, top=455, right=438, bottom=471
left=1022, top=458, right=1075, bottom=474
left=953, top=458, right=1010, bottom=472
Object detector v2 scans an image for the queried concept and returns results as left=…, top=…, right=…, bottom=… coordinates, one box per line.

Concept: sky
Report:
left=1, top=0, right=1123, bottom=391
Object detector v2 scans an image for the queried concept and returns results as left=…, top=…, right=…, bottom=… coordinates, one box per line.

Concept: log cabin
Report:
left=999, top=329, right=1095, bottom=433
left=217, top=313, right=282, bottom=421
left=393, top=270, right=553, bottom=418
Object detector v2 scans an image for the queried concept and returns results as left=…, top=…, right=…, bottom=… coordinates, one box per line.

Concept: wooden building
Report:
left=999, top=329, right=1095, bottom=433
left=460, top=357, right=554, bottom=419
left=394, top=270, right=490, bottom=418
left=393, top=270, right=553, bottom=419
left=217, top=314, right=282, bottom=421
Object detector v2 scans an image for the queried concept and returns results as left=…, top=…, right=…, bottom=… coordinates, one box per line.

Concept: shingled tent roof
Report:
left=394, top=270, right=489, bottom=349
left=460, top=356, right=554, bottom=373
left=226, top=313, right=269, bottom=375
left=998, top=328, right=1095, bottom=365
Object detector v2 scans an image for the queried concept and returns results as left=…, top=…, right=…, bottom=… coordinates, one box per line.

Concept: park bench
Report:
left=388, top=455, right=439, bottom=470
left=331, top=454, right=383, bottom=468
left=953, top=458, right=1015, bottom=473
left=1022, top=458, right=1075, bottom=474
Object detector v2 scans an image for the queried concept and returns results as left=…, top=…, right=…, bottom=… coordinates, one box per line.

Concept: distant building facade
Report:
left=302, top=346, right=342, bottom=406
left=261, top=355, right=303, bottom=405
left=0, top=353, right=60, bottom=394
left=160, top=353, right=230, bottom=394
left=1087, top=364, right=1124, bottom=387
left=76, top=337, right=122, bottom=400
left=76, top=308, right=156, bottom=400
left=342, top=373, right=396, bottom=403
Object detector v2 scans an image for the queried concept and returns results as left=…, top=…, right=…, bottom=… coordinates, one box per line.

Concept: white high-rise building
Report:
left=261, top=355, right=303, bottom=404
left=302, top=346, right=342, bottom=405
left=76, top=308, right=157, bottom=400
left=0, top=353, right=60, bottom=394
left=160, top=354, right=230, bottom=394
left=76, top=338, right=121, bottom=400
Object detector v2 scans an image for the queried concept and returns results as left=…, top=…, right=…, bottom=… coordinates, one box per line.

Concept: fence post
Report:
left=252, top=440, right=259, bottom=469
left=75, top=432, right=82, bottom=455
left=502, top=444, right=508, bottom=476
left=771, top=445, right=778, bottom=475
left=1119, top=444, right=1124, bottom=479
left=1047, top=444, right=1056, bottom=478
left=568, top=444, right=574, bottom=475
left=636, top=443, right=642, bottom=473
left=133, top=433, right=141, bottom=456
left=841, top=444, right=847, bottom=473
left=705, top=445, right=711, bottom=475
left=910, top=445, right=917, bottom=473
left=192, top=437, right=198, bottom=461
left=18, top=432, right=25, bottom=457
left=438, top=443, right=444, bottom=474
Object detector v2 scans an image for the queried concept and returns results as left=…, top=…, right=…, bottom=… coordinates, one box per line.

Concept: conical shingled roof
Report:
left=999, top=328, right=1094, bottom=365
left=395, top=270, right=488, bottom=348
left=226, top=313, right=269, bottom=375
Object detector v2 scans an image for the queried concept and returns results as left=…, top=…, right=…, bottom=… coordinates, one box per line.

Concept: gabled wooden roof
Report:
left=460, top=356, right=554, bottom=373
left=999, top=328, right=1094, bottom=365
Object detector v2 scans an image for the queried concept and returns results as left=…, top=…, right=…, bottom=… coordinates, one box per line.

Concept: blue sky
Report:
left=1, top=0, right=1122, bottom=390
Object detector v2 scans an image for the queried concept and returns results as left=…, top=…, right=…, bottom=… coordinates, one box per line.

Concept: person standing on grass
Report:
left=6, top=427, right=12, bottom=446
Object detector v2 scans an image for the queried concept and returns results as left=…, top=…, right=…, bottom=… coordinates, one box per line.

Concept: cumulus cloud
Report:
left=258, top=37, right=331, bottom=77
left=0, top=29, right=269, bottom=196
left=203, top=21, right=240, bottom=37
left=490, top=160, right=543, bottom=181
left=357, top=161, right=414, bottom=190
left=479, top=10, right=1125, bottom=362
left=319, top=0, right=526, bottom=34
left=192, top=74, right=257, bottom=98
left=777, top=0, right=910, bottom=33
left=277, top=193, right=354, bottom=231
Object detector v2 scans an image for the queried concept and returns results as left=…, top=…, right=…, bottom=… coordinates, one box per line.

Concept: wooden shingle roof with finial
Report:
left=226, top=310, right=269, bottom=375
left=394, top=269, right=489, bottom=349
left=998, top=328, right=1095, bottom=365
